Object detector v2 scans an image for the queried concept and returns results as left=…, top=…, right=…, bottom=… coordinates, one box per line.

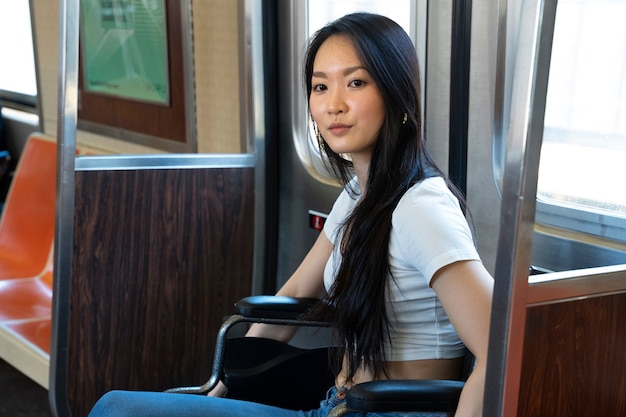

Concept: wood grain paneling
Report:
left=518, top=293, right=626, bottom=416
left=67, top=167, right=254, bottom=417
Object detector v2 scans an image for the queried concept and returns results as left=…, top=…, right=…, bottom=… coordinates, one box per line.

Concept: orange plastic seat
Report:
left=0, top=134, right=56, bottom=388
left=0, top=274, right=52, bottom=389
left=0, top=277, right=51, bottom=387
left=0, top=278, right=52, bottom=322
left=0, top=135, right=56, bottom=280
left=3, top=319, right=51, bottom=355
left=38, top=251, right=54, bottom=290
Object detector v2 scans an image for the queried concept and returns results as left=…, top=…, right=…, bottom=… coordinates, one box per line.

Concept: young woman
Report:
left=89, top=12, right=493, bottom=417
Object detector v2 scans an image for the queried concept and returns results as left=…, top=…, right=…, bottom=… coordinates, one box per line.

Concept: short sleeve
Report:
left=392, top=177, right=480, bottom=284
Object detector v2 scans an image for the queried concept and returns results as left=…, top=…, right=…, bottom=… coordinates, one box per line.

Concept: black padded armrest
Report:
left=234, top=295, right=320, bottom=320
left=346, top=379, right=464, bottom=412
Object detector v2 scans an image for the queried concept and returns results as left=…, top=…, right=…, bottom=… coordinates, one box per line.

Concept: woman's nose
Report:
left=326, top=89, right=346, bottom=115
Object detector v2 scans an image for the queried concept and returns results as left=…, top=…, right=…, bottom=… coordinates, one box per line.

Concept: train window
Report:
left=308, top=1, right=412, bottom=37
left=535, top=0, right=626, bottom=243
left=0, top=0, right=38, bottom=108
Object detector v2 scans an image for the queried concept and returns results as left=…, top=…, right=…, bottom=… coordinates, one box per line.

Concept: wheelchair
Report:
left=166, top=296, right=470, bottom=416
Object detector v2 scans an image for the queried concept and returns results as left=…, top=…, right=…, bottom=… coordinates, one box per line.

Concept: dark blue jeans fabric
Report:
left=88, top=386, right=446, bottom=417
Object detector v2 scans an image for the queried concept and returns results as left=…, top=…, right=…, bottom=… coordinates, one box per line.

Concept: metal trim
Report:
left=491, top=0, right=508, bottom=197
left=241, top=0, right=268, bottom=295
left=50, top=0, right=79, bottom=415
left=74, top=153, right=255, bottom=171
left=528, top=264, right=626, bottom=305
left=484, top=0, right=558, bottom=416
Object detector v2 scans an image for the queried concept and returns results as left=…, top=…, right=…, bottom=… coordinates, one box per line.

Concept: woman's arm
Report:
left=244, top=231, right=333, bottom=341
left=430, top=260, right=494, bottom=417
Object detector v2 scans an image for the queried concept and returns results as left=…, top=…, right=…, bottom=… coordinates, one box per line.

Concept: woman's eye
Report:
left=349, top=79, right=366, bottom=88
left=312, top=83, right=327, bottom=92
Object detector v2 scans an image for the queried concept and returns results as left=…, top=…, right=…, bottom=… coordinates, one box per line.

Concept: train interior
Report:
left=0, top=0, right=625, bottom=416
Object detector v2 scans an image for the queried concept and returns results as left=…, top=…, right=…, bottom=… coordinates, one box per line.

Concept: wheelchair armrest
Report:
left=234, top=295, right=321, bottom=320
left=165, top=296, right=326, bottom=396
left=346, top=379, right=464, bottom=412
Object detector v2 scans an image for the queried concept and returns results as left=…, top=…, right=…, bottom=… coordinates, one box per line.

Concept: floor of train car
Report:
left=0, top=359, right=52, bottom=416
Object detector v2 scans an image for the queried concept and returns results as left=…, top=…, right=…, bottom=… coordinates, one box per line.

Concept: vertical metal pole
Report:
left=242, top=0, right=272, bottom=295
left=483, top=0, right=558, bottom=416
left=49, top=0, right=78, bottom=415
left=491, top=0, right=508, bottom=196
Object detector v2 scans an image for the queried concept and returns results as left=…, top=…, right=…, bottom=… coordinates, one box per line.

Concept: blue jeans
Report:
left=88, top=386, right=447, bottom=417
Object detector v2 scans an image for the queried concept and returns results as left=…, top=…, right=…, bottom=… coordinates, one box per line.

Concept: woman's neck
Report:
left=351, top=155, right=370, bottom=195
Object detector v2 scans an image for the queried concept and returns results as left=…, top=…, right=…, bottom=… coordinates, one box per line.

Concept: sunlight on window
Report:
left=308, top=0, right=412, bottom=37
left=0, top=0, right=37, bottom=97
left=538, top=0, right=626, bottom=216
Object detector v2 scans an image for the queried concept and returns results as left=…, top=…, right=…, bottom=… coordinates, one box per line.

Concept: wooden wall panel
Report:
left=67, top=167, right=254, bottom=417
left=518, top=293, right=626, bottom=416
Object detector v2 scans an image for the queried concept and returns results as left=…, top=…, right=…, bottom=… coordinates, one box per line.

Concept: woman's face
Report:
left=309, top=35, right=386, bottom=164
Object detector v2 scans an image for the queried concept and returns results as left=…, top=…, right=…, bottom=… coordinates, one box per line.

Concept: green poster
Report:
left=80, top=0, right=169, bottom=104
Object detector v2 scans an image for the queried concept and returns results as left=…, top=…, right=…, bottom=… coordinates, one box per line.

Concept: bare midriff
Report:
left=335, top=355, right=464, bottom=389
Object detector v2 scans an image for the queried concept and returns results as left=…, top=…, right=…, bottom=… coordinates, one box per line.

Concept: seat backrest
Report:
left=0, top=134, right=56, bottom=278
left=39, top=249, right=54, bottom=289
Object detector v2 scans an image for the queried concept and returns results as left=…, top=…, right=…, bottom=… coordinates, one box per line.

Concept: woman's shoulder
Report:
left=392, top=176, right=468, bottom=235
left=398, top=176, right=458, bottom=210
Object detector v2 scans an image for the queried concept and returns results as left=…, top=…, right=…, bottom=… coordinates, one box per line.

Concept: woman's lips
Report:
left=328, top=123, right=351, bottom=135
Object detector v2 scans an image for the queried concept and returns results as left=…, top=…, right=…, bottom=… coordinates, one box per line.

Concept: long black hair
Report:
left=304, top=13, right=466, bottom=382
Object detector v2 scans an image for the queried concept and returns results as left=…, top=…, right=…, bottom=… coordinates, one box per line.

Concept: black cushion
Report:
left=346, top=379, right=464, bottom=412
left=234, top=295, right=320, bottom=320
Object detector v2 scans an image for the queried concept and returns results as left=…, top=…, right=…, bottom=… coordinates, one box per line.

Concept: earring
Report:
left=402, top=113, right=408, bottom=125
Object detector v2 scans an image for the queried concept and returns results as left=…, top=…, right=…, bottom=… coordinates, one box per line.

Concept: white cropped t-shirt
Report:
left=323, top=177, right=481, bottom=361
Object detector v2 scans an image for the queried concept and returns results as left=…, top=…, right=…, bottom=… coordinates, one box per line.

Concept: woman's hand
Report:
left=207, top=380, right=228, bottom=397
